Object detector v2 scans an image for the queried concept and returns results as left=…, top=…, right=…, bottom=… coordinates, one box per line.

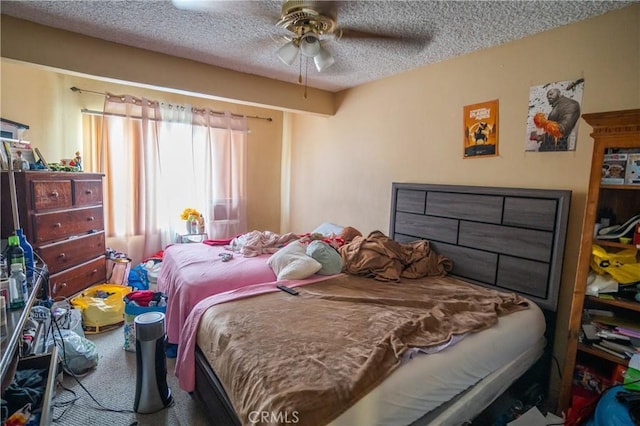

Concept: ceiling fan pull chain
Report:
left=304, top=57, right=309, bottom=99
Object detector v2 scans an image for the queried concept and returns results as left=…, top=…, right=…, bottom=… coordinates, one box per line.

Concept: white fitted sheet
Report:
left=330, top=300, right=546, bottom=426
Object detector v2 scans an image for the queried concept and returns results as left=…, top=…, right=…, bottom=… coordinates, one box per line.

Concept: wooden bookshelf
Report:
left=558, top=109, right=640, bottom=414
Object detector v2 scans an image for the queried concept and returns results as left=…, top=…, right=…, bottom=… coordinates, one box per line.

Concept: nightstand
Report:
left=174, top=233, right=207, bottom=244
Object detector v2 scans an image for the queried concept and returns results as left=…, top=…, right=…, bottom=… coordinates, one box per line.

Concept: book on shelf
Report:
left=591, top=315, right=640, bottom=333
left=597, top=330, right=631, bottom=341
left=592, top=343, right=628, bottom=359
left=598, top=339, right=637, bottom=358
left=589, top=320, right=640, bottom=347
left=616, top=327, right=640, bottom=339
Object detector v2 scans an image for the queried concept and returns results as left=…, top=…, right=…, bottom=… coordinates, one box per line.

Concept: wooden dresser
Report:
left=1, top=171, right=106, bottom=298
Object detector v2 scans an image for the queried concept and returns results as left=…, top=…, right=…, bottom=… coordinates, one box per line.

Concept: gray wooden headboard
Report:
left=389, top=183, right=571, bottom=312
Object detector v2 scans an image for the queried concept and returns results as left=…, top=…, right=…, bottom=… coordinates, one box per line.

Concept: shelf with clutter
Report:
left=559, top=109, right=640, bottom=422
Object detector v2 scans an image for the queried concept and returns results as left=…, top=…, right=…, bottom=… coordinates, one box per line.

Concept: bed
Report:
left=175, top=183, right=571, bottom=426
left=158, top=230, right=345, bottom=345
left=158, top=244, right=276, bottom=344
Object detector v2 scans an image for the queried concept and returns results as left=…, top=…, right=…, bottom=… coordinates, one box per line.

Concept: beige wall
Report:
left=1, top=3, right=639, bottom=411
left=0, top=16, right=334, bottom=117
left=0, top=60, right=285, bottom=235
left=286, top=4, right=639, bottom=407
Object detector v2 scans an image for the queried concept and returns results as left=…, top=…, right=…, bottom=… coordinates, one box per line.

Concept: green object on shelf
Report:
left=598, top=294, right=615, bottom=300
left=623, top=366, right=640, bottom=391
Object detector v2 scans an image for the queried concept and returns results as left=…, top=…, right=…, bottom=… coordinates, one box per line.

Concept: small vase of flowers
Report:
left=180, top=208, right=201, bottom=234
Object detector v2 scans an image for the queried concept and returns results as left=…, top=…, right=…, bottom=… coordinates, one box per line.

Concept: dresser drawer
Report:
left=73, top=179, right=103, bottom=206
left=15, top=348, right=59, bottom=425
left=31, top=179, right=72, bottom=211
left=37, top=232, right=105, bottom=275
left=49, top=256, right=106, bottom=299
left=32, top=206, right=104, bottom=243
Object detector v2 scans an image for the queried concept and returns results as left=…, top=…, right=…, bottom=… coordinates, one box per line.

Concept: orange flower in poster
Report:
left=463, top=100, right=499, bottom=158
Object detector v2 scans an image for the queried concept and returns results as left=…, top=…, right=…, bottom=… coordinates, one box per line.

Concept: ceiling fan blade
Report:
left=338, top=27, right=430, bottom=48
left=171, top=0, right=277, bottom=19
left=172, top=0, right=237, bottom=12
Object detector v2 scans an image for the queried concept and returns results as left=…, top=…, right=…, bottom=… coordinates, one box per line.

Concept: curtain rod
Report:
left=79, top=108, right=252, bottom=134
left=70, top=86, right=272, bottom=122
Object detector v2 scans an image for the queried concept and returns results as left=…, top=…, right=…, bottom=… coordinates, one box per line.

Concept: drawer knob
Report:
left=54, top=222, right=62, bottom=228
left=51, top=191, right=59, bottom=197
left=59, top=253, right=66, bottom=259
left=52, top=282, right=67, bottom=294
left=88, top=216, right=95, bottom=221
left=92, top=269, right=98, bottom=274
left=85, top=189, right=93, bottom=194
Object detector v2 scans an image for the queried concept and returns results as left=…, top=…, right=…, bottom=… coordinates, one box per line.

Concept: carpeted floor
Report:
left=50, top=327, right=210, bottom=426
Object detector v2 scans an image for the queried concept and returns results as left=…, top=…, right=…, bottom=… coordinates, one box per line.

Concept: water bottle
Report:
left=6, top=235, right=26, bottom=273
left=16, top=229, right=34, bottom=281
left=8, top=263, right=27, bottom=309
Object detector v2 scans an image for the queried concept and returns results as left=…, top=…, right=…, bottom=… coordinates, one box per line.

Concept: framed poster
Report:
left=525, top=78, right=584, bottom=152
left=463, top=100, right=498, bottom=159
left=0, top=117, right=29, bottom=140
left=1, top=139, right=36, bottom=170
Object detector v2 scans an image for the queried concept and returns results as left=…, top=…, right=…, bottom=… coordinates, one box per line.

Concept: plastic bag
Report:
left=50, top=299, right=85, bottom=338
left=591, top=244, right=640, bottom=284
left=45, top=329, right=98, bottom=375
left=107, top=257, right=132, bottom=286
left=128, top=264, right=149, bottom=290
left=590, top=385, right=636, bottom=426
left=70, top=284, right=131, bottom=333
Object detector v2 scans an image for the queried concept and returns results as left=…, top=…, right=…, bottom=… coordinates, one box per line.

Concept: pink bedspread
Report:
left=175, top=275, right=338, bottom=392
left=157, top=243, right=277, bottom=344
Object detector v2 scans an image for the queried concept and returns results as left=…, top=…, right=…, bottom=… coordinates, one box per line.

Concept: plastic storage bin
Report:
left=123, top=300, right=166, bottom=352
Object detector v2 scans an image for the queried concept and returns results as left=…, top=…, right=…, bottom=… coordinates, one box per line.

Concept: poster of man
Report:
left=463, top=99, right=498, bottom=158
left=525, top=78, right=584, bottom=152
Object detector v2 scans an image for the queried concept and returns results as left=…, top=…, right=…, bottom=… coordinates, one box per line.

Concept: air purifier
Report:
left=134, top=312, right=172, bottom=413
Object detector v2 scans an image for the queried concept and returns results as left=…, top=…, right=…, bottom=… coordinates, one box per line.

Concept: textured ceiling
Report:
left=1, top=0, right=635, bottom=92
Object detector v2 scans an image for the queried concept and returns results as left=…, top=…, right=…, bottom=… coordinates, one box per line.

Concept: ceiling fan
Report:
left=172, top=0, right=427, bottom=74
left=274, top=1, right=341, bottom=73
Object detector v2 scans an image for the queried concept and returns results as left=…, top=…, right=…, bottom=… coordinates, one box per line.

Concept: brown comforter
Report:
left=197, top=274, right=529, bottom=426
left=339, top=230, right=453, bottom=281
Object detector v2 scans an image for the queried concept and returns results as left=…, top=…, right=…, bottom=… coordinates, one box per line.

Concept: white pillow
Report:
left=268, top=241, right=322, bottom=280
left=311, top=222, right=344, bottom=236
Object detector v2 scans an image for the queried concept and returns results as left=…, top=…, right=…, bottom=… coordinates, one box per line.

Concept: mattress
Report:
left=191, top=273, right=545, bottom=426
left=330, top=300, right=546, bottom=426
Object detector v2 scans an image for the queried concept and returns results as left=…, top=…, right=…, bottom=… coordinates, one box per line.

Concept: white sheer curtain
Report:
left=156, top=104, right=248, bottom=244
left=97, top=93, right=248, bottom=262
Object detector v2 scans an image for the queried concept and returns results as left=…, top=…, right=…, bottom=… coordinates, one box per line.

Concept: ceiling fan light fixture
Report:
left=313, top=46, right=335, bottom=72
left=276, top=40, right=300, bottom=66
left=299, top=33, right=321, bottom=57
